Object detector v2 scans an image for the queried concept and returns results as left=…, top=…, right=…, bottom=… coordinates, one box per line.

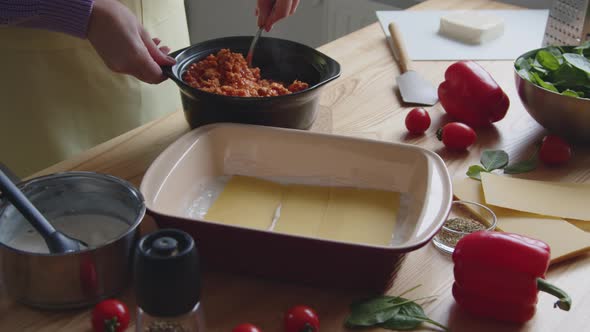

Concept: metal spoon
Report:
left=246, top=0, right=277, bottom=67
left=0, top=168, right=87, bottom=254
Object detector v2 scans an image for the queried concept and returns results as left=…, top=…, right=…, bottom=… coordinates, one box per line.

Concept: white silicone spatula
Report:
left=388, top=22, right=438, bottom=106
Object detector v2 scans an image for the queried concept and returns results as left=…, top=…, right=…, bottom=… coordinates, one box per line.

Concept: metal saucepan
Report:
left=0, top=171, right=145, bottom=309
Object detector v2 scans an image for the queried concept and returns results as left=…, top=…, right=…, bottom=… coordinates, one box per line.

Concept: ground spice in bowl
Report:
left=432, top=200, right=497, bottom=254
left=436, top=217, right=486, bottom=247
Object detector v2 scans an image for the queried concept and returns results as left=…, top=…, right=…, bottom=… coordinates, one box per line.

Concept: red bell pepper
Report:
left=452, top=231, right=571, bottom=323
left=438, top=61, right=510, bottom=128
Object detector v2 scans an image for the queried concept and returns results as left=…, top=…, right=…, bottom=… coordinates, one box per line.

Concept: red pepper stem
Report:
left=536, top=278, right=572, bottom=311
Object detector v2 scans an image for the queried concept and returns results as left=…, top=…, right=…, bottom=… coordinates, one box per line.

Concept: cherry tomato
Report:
left=232, top=323, right=262, bottom=332
left=539, top=135, right=572, bottom=166
left=436, top=122, right=477, bottom=150
left=284, top=305, right=320, bottom=332
left=91, top=299, right=130, bottom=332
left=405, top=107, right=431, bottom=134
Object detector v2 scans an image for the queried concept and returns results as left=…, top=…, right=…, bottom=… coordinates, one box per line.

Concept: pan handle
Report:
left=161, top=46, right=190, bottom=80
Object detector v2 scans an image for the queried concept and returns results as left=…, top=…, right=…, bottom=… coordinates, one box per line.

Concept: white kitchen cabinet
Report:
left=185, top=0, right=415, bottom=47
left=323, top=0, right=409, bottom=42
left=184, top=0, right=550, bottom=48
left=254, top=0, right=329, bottom=48
left=498, top=0, right=551, bottom=8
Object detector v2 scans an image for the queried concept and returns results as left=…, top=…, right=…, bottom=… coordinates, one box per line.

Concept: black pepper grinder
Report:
left=134, top=229, right=205, bottom=332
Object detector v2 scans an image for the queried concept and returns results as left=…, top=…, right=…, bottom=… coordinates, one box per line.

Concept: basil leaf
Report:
left=527, top=57, right=535, bottom=66
left=481, top=150, right=509, bottom=171
left=515, top=57, right=532, bottom=71
left=531, top=64, right=549, bottom=76
left=551, top=63, right=590, bottom=88
left=350, top=296, right=396, bottom=314
left=346, top=306, right=401, bottom=327
left=517, top=68, right=532, bottom=82
left=536, top=50, right=560, bottom=70
left=546, top=46, right=564, bottom=61
left=380, top=303, right=427, bottom=330
left=561, top=89, right=579, bottom=97
left=346, top=296, right=410, bottom=327
left=530, top=72, right=559, bottom=92
left=399, top=301, right=426, bottom=317
left=466, top=165, right=486, bottom=180
left=400, top=303, right=449, bottom=331
left=574, top=41, right=590, bottom=55
left=345, top=287, right=448, bottom=331
left=380, top=303, right=449, bottom=331
left=563, top=53, right=590, bottom=75
left=532, top=57, right=551, bottom=75
left=504, top=159, right=538, bottom=174
left=503, top=145, right=540, bottom=175
left=380, top=314, right=423, bottom=330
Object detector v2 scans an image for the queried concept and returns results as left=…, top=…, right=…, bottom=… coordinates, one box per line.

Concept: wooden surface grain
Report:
left=3, top=0, right=590, bottom=331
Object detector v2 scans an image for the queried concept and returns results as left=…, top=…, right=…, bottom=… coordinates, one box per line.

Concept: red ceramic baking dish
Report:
left=140, top=123, right=452, bottom=292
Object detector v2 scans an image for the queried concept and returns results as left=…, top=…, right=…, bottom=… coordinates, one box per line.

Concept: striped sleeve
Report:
left=0, top=0, right=94, bottom=38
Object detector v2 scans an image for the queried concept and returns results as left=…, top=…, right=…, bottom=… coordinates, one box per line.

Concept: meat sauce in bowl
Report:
left=182, top=49, right=309, bottom=97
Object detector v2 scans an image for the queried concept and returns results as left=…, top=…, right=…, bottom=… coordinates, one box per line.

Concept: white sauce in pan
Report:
left=6, top=214, right=130, bottom=253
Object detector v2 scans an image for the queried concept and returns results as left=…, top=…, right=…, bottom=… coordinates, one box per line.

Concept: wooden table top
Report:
left=3, top=0, right=590, bottom=331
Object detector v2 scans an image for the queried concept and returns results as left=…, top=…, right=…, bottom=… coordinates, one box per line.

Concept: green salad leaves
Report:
left=516, top=42, right=590, bottom=99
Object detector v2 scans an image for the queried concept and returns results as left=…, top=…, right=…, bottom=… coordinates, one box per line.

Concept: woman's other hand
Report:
left=256, top=0, right=300, bottom=32
left=87, top=0, right=175, bottom=84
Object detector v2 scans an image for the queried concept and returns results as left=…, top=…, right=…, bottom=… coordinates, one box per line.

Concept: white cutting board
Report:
left=376, top=10, right=549, bottom=60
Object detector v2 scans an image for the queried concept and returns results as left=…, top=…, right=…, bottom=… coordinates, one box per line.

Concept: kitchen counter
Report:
left=3, top=0, right=590, bottom=331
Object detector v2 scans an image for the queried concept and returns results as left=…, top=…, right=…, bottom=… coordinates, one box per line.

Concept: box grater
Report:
left=543, top=0, right=590, bottom=46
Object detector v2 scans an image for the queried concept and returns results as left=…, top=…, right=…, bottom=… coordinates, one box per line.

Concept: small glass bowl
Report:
left=432, top=200, right=497, bottom=255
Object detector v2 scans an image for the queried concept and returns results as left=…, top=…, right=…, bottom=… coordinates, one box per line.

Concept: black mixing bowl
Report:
left=163, top=36, right=341, bottom=129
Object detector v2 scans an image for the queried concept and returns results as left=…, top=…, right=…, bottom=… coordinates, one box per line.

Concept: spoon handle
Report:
left=0, top=162, right=20, bottom=185
left=247, top=0, right=277, bottom=67
left=0, top=169, right=57, bottom=238
left=246, top=27, right=264, bottom=67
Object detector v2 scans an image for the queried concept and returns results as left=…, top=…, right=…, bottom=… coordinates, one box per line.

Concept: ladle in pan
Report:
left=0, top=166, right=87, bottom=253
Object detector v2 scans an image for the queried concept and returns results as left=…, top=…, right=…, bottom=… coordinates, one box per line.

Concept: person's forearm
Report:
left=0, top=0, right=94, bottom=38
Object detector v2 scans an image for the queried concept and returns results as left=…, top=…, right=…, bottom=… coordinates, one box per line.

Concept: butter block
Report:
left=439, top=11, right=504, bottom=44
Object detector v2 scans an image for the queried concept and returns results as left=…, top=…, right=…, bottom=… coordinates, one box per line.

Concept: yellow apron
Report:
left=0, top=0, right=190, bottom=177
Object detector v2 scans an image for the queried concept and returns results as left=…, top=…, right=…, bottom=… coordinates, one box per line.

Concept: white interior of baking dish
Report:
left=140, top=123, right=452, bottom=249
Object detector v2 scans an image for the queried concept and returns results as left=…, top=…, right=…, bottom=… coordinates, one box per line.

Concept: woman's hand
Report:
left=256, top=0, right=300, bottom=31
left=87, top=0, right=175, bottom=84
